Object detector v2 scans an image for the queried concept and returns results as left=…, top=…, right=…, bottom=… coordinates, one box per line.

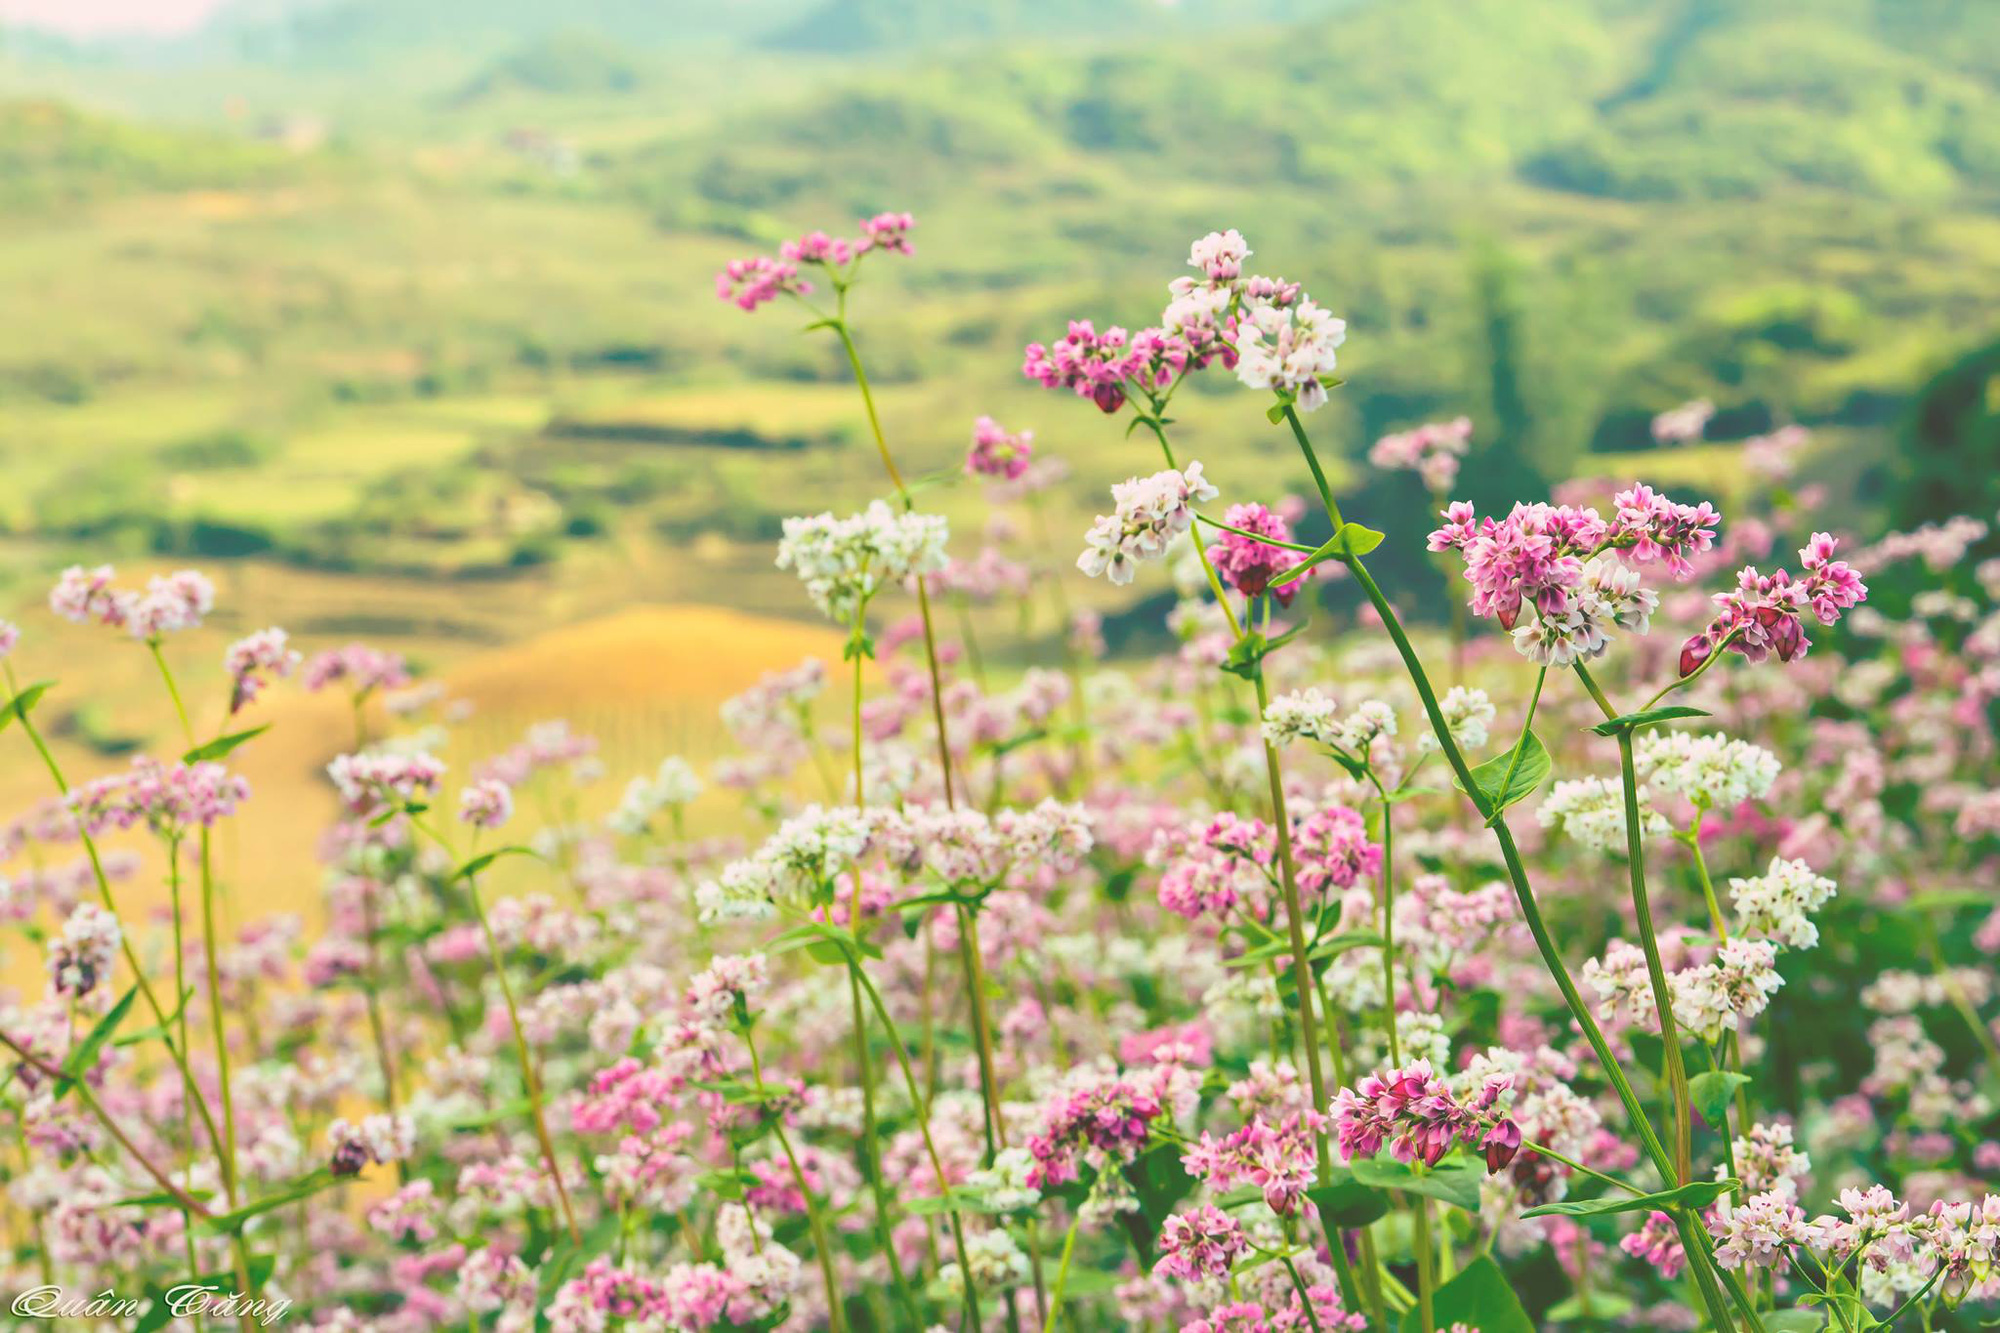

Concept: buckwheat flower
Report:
left=1261, top=687, right=1340, bottom=747
left=1711, top=1189, right=1811, bottom=1270
left=965, top=1146, right=1039, bottom=1212
left=0, top=620, right=17, bottom=658
left=1621, top=1211, right=1687, bottom=1279
left=1329, top=699, right=1398, bottom=756
left=458, top=1246, right=536, bottom=1320
left=685, top=953, right=768, bottom=1026
left=1023, top=319, right=1148, bottom=413
left=1539, top=776, right=1668, bottom=854
left=327, top=751, right=445, bottom=817
left=1609, top=485, right=1720, bottom=578
left=1293, top=805, right=1383, bottom=899
left=609, top=756, right=703, bottom=834
left=1729, top=857, right=1836, bottom=950
left=1206, top=502, right=1318, bottom=605
left=1583, top=940, right=1657, bottom=1029
left=127, top=569, right=214, bottom=638
left=940, top=1228, right=1031, bottom=1298
left=1188, top=228, right=1251, bottom=281
left=223, top=627, right=300, bottom=713
left=966, top=415, right=1034, bottom=480
left=1370, top=417, right=1473, bottom=493
left=780, top=229, right=851, bottom=265
left=1651, top=398, right=1714, bottom=444
left=1152, top=812, right=1275, bottom=921
left=1232, top=297, right=1346, bottom=411
left=716, top=254, right=810, bottom=311
left=326, top=1113, right=414, bottom=1177
left=1330, top=1059, right=1516, bottom=1171
left=303, top=642, right=411, bottom=696
left=1156, top=1204, right=1248, bottom=1282
left=1680, top=533, right=1868, bottom=675
left=776, top=500, right=950, bottom=623
left=1077, top=462, right=1218, bottom=585
left=67, top=757, right=251, bottom=837
left=457, top=779, right=514, bottom=830
left=50, top=564, right=133, bottom=628
left=1670, top=938, right=1783, bottom=1042
left=367, top=1179, right=441, bottom=1243
left=1732, top=1122, right=1811, bottom=1200
left=1635, top=731, right=1780, bottom=811
left=1025, top=1071, right=1164, bottom=1190
left=46, top=902, right=121, bottom=999
left=858, top=210, right=915, bottom=254
left=1418, top=686, right=1495, bottom=754
left=1180, top=1109, right=1327, bottom=1213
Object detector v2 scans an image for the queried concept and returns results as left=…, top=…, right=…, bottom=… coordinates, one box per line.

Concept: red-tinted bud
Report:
left=1092, top=382, right=1126, bottom=414
left=1678, top=632, right=1712, bottom=679
left=1482, top=1118, right=1523, bottom=1172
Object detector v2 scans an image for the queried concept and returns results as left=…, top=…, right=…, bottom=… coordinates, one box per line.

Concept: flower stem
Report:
left=1040, top=1211, right=1081, bottom=1333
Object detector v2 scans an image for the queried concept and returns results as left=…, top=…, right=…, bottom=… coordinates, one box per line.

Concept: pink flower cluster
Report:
left=965, top=415, right=1035, bottom=480
left=1155, top=1204, right=1248, bottom=1281
left=1023, top=320, right=1152, bottom=414
left=223, top=628, right=300, bottom=712
left=1024, top=1073, right=1164, bottom=1190
left=1680, top=532, right=1869, bottom=675
left=1207, top=502, right=1319, bottom=605
left=67, top=757, right=251, bottom=837
left=49, top=565, right=214, bottom=639
left=326, top=750, right=445, bottom=816
left=1180, top=1109, right=1327, bottom=1215
left=1369, top=417, right=1472, bottom=493
left=1293, top=805, right=1382, bottom=899
left=1330, top=1059, right=1519, bottom=1171
left=1427, top=485, right=1718, bottom=628
left=717, top=213, right=915, bottom=312
left=303, top=642, right=411, bottom=696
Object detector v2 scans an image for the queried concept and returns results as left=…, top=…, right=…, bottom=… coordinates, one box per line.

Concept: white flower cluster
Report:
left=776, top=500, right=949, bottom=624
left=608, top=756, right=704, bottom=835
left=1078, top=462, right=1217, bottom=585
left=1729, top=857, right=1837, bottom=950
left=1418, top=686, right=1496, bottom=754
left=1670, top=938, right=1784, bottom=1043
left=1538, top=776, right=1668, bottom=854
left=965, top=1146, right=1039, bottom=1212
left=1232, top=299, right=1347, bottom=411
left=940, top=1227, right=1032, bottom=1296
left=1512, top=555, right=1660, bottom=667
left=1259, top=689, right=1396, bottom=757
left=1636, top=731, right=1781, bottom=811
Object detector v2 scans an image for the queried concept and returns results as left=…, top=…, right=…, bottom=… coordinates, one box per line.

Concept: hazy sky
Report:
left=0, top=0, right=228, bottom=36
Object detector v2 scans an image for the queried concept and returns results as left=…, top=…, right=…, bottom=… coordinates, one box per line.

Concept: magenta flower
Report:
left=1156, top=1204, right=1248, bottom=1281
left=1206, top=502, right=1318, bottom=605
left=224, top=627, right=300, bottom=713
left=966, top=415, right=1035, bottom=480
left=1679, top=532, right=1868, bottom=675
left=858, top=210, right=915, bottom=254
left=1179, top=1110, right=1327, bottom=1215
left=303, top=642, right=411, bottom=696
left=1023, top=319, right=1148, bottom=413
left=1330, top=1059, right=1515, bottom=1170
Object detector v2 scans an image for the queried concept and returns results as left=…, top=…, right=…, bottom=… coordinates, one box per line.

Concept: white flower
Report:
left=1232, top=298, right=1346, bottom=411
left=1510, top=555, right=1659, bottom=667
left=1538, top=776, right=1668, bottom=854
left=1419, top=686, right=1495, bottom=753
left=776, top=501, right=949, bottom=623
left=1670, top=939, right=1783, bottom=1042
left=1729, top=857, right=1836, bottom=950
left=608, top=756, right=704, bottom=834
left=1076, top=462, right=1218, bottom=585
left=1260, top=687, right=1340, bottom=747
left=1636, top=732, right=1780, bottom=811
left=965, top=1147, right=1039, bottom=1212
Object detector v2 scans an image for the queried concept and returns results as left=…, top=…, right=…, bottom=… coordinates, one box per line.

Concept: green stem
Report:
left=1040, top=1212, right=1081, bottom=1333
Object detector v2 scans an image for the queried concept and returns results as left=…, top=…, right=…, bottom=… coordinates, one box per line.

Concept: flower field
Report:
left=3, top=219, right=1998, bottom=1333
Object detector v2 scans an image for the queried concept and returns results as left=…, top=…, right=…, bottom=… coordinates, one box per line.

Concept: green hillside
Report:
left=0, top=0, right=1992, bottom=606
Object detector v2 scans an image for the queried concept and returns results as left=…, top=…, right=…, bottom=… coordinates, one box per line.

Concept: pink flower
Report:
left=1292, top=805, right=1382, bottom=899
left=1207, top=502, right=1318, bottom=605
left=1180, top=1110, right=1327, bottom=1215
left=858, top=211, right=915, bottom=254
left=1330, top=1059, right=1513, bottom=1170
left=1024, top=319, right=1148, bottom=414
left=1620, top=1210, right=1687, bottom=1279
left=458, top=778, right=514, bottom=829
left=966, top=415, right=1035, bottom=480
left=1025, top=1073, right=1164, bottom=1190
left=715, top=255, right=810, bottom=312
left=224, top=628, right=300, bottom=712
left=303, top=642, right=410, bottom=696
left=1680, top=533, right=1868, bottom=675
left=49, top=564, right=131, bottom=628
left=1156, top=1204, right=1247, bottom=1281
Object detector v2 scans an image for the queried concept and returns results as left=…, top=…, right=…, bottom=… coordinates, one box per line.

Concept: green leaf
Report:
left=1400, top=1255, right=1533, bottom=1333
left=1545, top=1291, right=1636, bottom=1322
left=0, top=679, right=53, bottom=733
left=1455, top=730, right=1552, bottom=818
left=1123, top=1141, right=1197, bottom=1251
left=115, top=985, right=195, bottom=1049
left=201, top=1169, right=342, bottom=1233
left=1688, top=1070, right=1751, bottom=1124
left=1306, top=1168, right=1390, bottom=1228
left=181, top=724, right=270, bottom=764
left=453, top=846, right=539, bottom=882
left=110, top=1187, right=217, bottom=1210
left=1763, top=1312, right=1830, bottom=1332
left=1332, top=522, right=1385, bottom=557
left=53, top=984, right=138, bottom=1100
left=1587, top=705, right=1711, bottom=737
left=694, top=1168, right=757, bottom=1200
left=1350, top=1154, right=1485, bottom=1212
left=1522, top=1177, right=1738, bottom=1219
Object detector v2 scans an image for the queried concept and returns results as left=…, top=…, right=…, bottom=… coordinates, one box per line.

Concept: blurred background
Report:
left=0, top=0, right=1995, bottom=895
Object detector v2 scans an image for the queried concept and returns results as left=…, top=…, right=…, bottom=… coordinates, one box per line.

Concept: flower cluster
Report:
left=776, top=500, right=950, bottom=623
left=1680, top=532, right=1869, bottom=674
left=1206, top=501, right=1319, bottom=605
left=1077, top=462, right=1217, bottom=585
left=1369, top=416, right=1473, bottom=492
left=1330, top=1060, right=1520, bottom=1171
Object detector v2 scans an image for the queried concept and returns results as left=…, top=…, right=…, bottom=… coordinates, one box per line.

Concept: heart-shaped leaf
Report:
left=1456, top=730, right=1551, bottom=818
left=1688, top=1070, right=1751, bottom=1125
left=1400, top=1255, right=1533, bottom=1333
